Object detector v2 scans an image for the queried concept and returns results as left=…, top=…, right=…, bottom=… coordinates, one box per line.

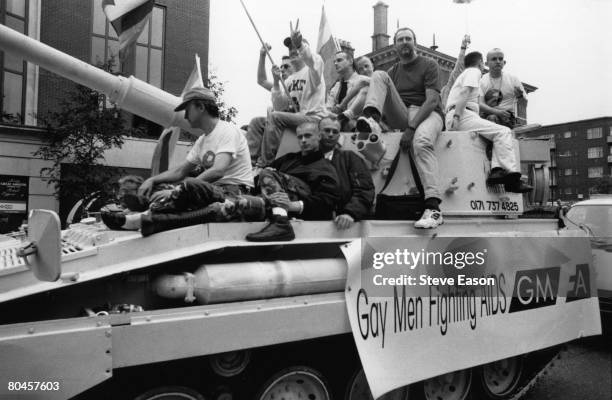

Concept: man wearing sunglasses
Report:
left=478, top=48, right=527, bottom=129
left=247, top=44, right=296, bottom=166
left=319, top=116, right=374, bottom=230
left=254, top=22, right=327, bottom=168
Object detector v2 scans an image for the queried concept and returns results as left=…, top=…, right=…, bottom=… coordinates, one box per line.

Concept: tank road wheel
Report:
left=209, top=350, right=251, bottom=377
left=256, top=366, right=331, bottom=400
left=133, top=386, right=205, bottom=400
left=478, top=356, right=524, bottom=399
left=345, top=368, right=411, bottom=400
left=422, top=369, right=472, bottom=400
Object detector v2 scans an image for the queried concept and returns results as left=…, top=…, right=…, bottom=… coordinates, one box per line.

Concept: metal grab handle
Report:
left=16, top=241, right=37, bottom=258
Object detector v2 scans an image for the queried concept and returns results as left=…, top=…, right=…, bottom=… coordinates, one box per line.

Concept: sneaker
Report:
left=414, top=209, right=444, bottom=229
left=101, top=211, right=126, bottom=230
left=356, top=116, right=382, bottom=140
left=245, top=215, right=295, bottom=242
left=504, top=180, right=533, bottom=193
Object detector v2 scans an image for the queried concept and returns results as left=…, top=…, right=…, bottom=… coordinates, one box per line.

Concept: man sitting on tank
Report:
left=445, top=52, right=531, bottom=193
left=101, top=86, right=255, bottom=231
left=317, top=116, right=374, bottom=230
left=245, top=121, right=340, bottom=242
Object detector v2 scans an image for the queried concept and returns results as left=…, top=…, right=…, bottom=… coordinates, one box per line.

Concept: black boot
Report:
left=245, top=215, right=295, bottom=242
left=486, top=168, right=511, bottom=185
left=101, top=211, right=126, bottom=230
left=505, top=179, right=533, bottom=193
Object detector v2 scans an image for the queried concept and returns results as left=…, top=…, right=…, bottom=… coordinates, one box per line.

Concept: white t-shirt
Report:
left=186, top=120, right=254, bottom=187
left=479, top=72, right=527, bottom=112
left=271, top=43, right=326, bottom=117
left=446, top=67, right=481, bottom=113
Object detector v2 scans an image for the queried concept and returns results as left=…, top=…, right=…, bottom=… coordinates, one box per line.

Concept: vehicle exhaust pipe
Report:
left=153, top=259, right=347, bottom=304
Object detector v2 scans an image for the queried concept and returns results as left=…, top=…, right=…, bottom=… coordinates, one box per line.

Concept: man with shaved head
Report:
left=246, top=121, right=340, bottom=241
left=479, top=48, right=527, bottom=128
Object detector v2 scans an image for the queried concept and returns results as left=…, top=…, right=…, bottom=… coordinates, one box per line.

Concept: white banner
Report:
left=343, top=234, right=602, bottom=399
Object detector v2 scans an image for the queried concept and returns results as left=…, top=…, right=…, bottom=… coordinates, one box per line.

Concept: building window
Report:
left=91, top=0, right=120, bottom=71
left=587, top=147, right=603, bottom=159
left=588, top=167, right=603, bottom=178
left=586, top=127, right=602, bottom=139
left=563, top=131, right=572, bottom=138
left=564, top=168, right=573, bottom=176
left=91, top=0, right=164, bottom=87
left=134, top=6, right=165, bottom=88
left=558, top=150, right=571, bottom=157
left=564, top=187, right=572, bottom=195
left=1, top=0, right=28, bottom=123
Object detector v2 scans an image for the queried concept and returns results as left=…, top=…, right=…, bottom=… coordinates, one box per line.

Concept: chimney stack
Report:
left=372, top=1, right=389, bottom=52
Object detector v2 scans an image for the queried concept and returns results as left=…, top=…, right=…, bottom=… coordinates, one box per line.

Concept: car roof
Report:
left=571, top=197, right=612, bottom=206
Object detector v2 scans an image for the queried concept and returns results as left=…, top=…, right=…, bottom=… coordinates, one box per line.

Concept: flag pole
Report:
left=239, top=0, right=292, bottom=101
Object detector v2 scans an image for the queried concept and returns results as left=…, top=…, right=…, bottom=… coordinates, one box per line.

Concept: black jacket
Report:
left=331, top=149, right=375, bottom=220
left=271, top=151, right=340, bottom=220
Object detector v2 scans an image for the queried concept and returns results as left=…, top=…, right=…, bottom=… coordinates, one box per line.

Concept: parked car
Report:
left=564, top=196, right=612, bottom=327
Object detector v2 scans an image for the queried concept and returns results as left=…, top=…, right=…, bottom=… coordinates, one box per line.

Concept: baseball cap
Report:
left=174, top=87, right=216, bottom=112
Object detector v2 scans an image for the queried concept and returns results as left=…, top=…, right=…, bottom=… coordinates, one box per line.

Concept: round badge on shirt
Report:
left=203, top=151, right=216, bottom=168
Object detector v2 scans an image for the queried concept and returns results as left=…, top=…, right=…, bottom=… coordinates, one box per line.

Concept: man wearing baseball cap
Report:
left=102, top=86, right=254, bottom=231
left=250, top=21, right=327, bottom=168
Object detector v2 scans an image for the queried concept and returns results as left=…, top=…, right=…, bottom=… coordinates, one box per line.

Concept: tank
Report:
left=0, top=24, right=603, bottom=400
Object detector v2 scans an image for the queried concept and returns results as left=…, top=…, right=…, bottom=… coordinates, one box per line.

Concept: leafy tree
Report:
left=590, top=175, right=612, bottom=195
left=207, top=72, right=237, bottom=123
left=33, top=58, right=131, bottom=203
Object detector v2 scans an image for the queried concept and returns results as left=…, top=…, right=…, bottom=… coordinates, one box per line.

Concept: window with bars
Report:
left=1, top=0, right=28, bottom=124
left=588, top=167, right=603, bottom=178
left=586, top=127, right=602, bottom=139
left=587, top=147, right=603, bottom=159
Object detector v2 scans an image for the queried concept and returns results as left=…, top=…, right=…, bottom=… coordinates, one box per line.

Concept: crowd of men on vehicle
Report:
left=101, top=24, right=532, bottom=241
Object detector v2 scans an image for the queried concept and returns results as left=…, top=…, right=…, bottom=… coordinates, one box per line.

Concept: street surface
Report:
left=521, top=335, right=611, bottom=400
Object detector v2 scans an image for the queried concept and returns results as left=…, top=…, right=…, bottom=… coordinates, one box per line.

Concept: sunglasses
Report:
left=280, top=64, right=291, bottom=70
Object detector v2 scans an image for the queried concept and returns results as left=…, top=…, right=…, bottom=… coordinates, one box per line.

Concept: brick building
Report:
left=520, top=117, right=612, bottom=201
left=0, top=0, right=210, bottom=232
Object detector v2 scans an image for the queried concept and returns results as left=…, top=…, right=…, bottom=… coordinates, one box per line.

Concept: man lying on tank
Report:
left=444, top=52, right=532, bottom=193
left=318, top=116, right=374, bottom=230
left=245, top=121, right=340, bottom=242
left=101, top=86, right=255, bottom=231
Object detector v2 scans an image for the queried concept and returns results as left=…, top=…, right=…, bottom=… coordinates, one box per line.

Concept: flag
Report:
left=316, top=6, right=340, bottom=90
left=152, top=55, right=204, bottom=173
left=102, top=0, right=154, bottom=62
left=181, top=54, right=204, bottom=97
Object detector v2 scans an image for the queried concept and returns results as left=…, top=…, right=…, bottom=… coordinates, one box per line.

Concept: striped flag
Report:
left=316, top=6, right=340, bottom=90
left=102, top=0, right=154, bottom=61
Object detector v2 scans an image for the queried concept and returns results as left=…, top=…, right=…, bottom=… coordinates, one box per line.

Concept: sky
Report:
left=209, top=0, right=612, bottom=128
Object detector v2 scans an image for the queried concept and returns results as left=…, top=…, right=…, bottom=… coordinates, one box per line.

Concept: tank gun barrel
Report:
left=0, top=24, right=194, bottom=133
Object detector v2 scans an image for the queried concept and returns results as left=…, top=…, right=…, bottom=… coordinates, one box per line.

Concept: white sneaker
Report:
left=414, top=209, right=444, bottom=229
